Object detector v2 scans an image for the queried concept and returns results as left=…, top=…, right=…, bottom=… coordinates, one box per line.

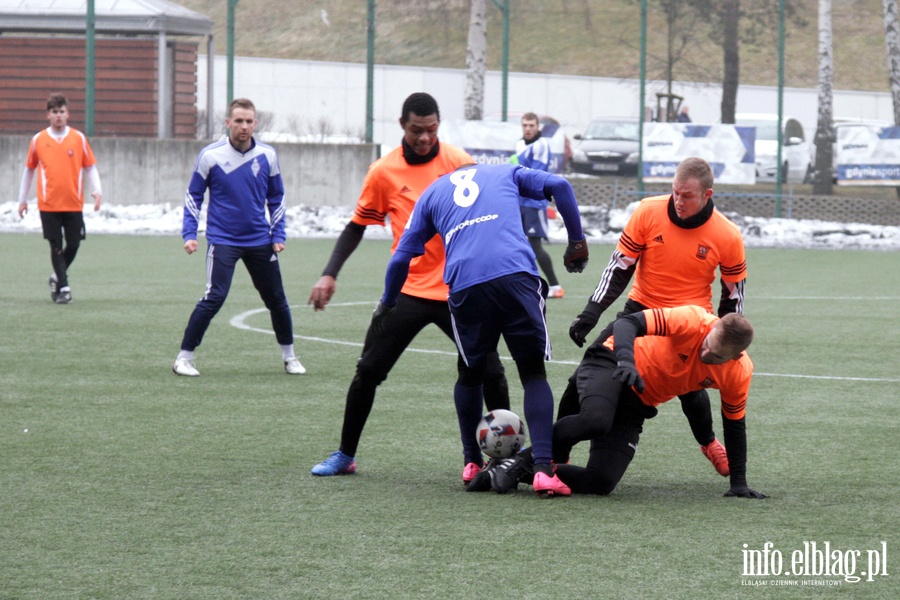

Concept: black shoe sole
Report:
left=465, top=469, right=493, bottom=492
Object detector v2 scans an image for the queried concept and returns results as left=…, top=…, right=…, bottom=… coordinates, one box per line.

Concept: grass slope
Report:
left=178, top=0, right=891, bottom=91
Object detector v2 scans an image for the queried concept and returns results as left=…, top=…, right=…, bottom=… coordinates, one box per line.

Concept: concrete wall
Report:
left=2, top=136, right=378, bottom=208
left=197, top=56, right=896, bottom=151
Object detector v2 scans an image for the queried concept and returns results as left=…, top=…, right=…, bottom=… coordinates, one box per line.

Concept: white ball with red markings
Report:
left=476, top=409, right=526, bottom=459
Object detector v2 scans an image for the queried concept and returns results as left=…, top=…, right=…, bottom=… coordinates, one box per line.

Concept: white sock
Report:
left=281, top=344, right=295, bottom=361
left=177, top=350, right=194, bottom=361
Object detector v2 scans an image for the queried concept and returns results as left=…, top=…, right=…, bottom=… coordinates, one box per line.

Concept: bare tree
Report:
left=464, top=0, right=487, bottom=120
left=689, top=0, right=806, bottom=123
left=883, top=0, right=900, bottom=125
left=719, top=0, right=740, bottom=123
left=812, top=0, right=834, bottom=194
left=630, top=0, right=704, bottom=120
left=656, top=0, right=700, bottom=120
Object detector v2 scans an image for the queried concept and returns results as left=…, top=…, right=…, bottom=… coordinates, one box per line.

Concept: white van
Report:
left=733, top=113, right=811, bottom=183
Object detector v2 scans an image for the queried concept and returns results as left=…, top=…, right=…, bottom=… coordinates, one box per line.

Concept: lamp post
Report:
left=775, top=0, right=785, bottom=212
left=227, top=0, right=239, bottom=106
left=366, top=0, right=375, bottom=143
left=491, top=0, right=510, bottom=121
left=85, top=0, right=95, bottom=136
left=638, top=0, right=647, bottom=193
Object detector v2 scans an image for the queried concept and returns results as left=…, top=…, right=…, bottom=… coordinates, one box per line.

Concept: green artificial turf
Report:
left=1, top=234, right=896, bottom=599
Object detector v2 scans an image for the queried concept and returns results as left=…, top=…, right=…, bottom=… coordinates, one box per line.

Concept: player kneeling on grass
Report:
left=470, top=305, right=767, bottom=498
left=372, top=162, right=589, bottom=498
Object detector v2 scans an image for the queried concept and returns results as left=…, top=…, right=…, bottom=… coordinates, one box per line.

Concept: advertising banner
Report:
left=642, top=123, right=756, bottom=184
left=835, top=125, right=900, bottom=186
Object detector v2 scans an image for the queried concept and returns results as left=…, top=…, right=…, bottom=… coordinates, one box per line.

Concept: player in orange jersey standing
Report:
left=483, top=305, right=766, bottom=498
left=563, top=156, right=746, bottom=477
left=308, top=93, right=509, bottom=481
left=18, top=94, right=102, bottom=305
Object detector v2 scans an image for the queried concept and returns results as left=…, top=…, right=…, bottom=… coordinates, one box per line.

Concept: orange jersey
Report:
left=604, top=305, right=753, bottom=419
left=25, top=127, right=97, bottom=212
left=352, top=142, right=474, bottom=301
left=617, top=195, right=746, bottom=312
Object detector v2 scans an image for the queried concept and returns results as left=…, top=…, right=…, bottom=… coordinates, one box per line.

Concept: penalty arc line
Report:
left=230, top=306, right=900, bottom=384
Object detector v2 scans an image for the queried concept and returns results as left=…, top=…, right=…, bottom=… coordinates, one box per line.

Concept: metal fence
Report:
left=567, top=178, right=900, bottom=226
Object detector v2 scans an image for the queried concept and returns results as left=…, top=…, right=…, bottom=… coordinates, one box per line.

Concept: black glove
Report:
left=724, top=485, right=768, bottom=499
left=370, top=301, right=395, bottom=336
left=563, top=238, right=589, bottom=273
left=569, top=311, right=600, bottom=348
left=611, top=360, right=645, bottom=393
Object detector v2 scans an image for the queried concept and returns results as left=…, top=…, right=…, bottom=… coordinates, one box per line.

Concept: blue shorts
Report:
left=520, top=206, right=549, bottom=240
left=449, top=272, right=550, bottom=366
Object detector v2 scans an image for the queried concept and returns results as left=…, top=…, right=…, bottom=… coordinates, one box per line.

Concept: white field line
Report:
left=753, top=296, right=899, bottom=300
left=231, top=304, right=899, bottom=383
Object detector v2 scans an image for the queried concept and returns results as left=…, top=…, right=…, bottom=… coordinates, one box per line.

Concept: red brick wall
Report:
left=0, top=37, right=197, bottom=138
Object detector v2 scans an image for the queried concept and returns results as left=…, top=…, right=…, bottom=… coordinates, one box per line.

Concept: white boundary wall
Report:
left=198, top=56, right=895, bottom=147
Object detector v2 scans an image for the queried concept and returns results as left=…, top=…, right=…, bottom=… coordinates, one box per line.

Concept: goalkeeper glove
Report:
left=611, top=360, right=645, bottom=393
left=563, top=238, right=589, bottom=273
left=569, top=304, right=602, bottom=347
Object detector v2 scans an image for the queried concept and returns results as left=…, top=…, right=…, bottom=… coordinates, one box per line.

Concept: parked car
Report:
left=569, top=118, right=640, bottom=176
left=806, top=117, right=891, bottom=183
left=733, top=113, right=811, bottom=183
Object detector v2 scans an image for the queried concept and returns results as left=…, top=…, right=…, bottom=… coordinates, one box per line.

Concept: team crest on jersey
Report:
left=251, top=157, right=260, bottom=177
left=696, top=244, right=710, bottom=259
left=699, top=377, right=715, bottom=388
left=67, top=149, right=74, bottom=157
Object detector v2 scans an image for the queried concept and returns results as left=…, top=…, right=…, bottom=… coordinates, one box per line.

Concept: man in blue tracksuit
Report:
left=373, top=163, right=589, bottom=497
left=173, top=97, right=304, bottom=377
left=515, top=112, right=564, bottom=298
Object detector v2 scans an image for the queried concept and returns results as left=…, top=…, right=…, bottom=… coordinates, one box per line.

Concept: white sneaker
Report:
left=173, top=357, right=200, bottom=377
left=284, top=357, right=306, bottom=375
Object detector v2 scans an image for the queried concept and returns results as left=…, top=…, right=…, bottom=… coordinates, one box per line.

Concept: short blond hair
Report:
left=675, top=157, right=714, bottom=191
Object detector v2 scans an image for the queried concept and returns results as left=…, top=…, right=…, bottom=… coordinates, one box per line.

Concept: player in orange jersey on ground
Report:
left=18, top=94, right=102, bottom=304
left=485, top=305, right=766, bottom=498
left=308, top=93, right=509, bottom=481
left=564, top=157, right=746, bottom=477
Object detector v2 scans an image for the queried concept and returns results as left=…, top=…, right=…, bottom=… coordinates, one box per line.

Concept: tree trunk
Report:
left=464, top=0, right=488, bottom=121
left=720, top=0, right=740, bottom=123
left=813, top=0, right=834, bottom=195
left=883, top=0, right=900, bottom=125
left=881, top=0, right=900, bottom=197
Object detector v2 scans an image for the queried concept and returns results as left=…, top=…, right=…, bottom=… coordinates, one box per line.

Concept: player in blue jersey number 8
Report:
left=377, top=162, right=588, bottom=497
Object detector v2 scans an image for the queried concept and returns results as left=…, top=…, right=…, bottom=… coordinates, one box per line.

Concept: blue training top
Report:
left=515, top=135, right=553, bottom=210
left=386, top=163, right=583, bottom=302
left=182, top=137, right=287, bottom=246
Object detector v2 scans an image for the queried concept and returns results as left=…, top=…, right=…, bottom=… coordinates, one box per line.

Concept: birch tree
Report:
left=464, top=0, right=487, bottom=120
left=882, top=0, right=900, bottom=125
left=812, top=0, right=833, bottom=194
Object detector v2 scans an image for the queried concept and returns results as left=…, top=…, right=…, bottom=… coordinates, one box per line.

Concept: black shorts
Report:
left=449, top=272, right=549, bottom=366
left=40, top=211, right=85, bottom=242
